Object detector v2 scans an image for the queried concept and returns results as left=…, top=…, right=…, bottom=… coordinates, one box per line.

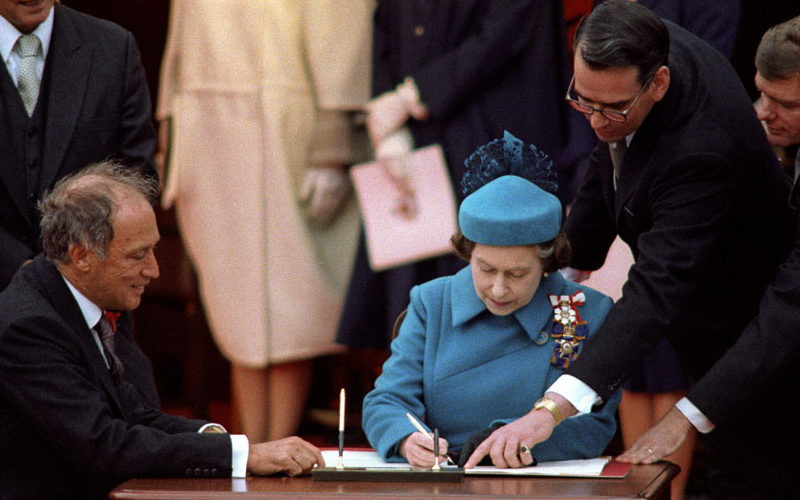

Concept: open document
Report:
left=320, top=450, right=631, bottom=478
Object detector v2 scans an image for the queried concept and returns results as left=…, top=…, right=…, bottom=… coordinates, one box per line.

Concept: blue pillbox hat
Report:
left=458, top=175, right=562, bottom=246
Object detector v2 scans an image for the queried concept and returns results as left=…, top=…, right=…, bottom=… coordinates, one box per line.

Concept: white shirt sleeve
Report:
left=547, top=374, right=602, bottom=414
left=675, top=397, right=715, bottom=433
left=230, top=434, right=250, bottom=478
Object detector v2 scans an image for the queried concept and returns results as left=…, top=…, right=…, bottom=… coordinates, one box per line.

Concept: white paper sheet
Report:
left=466, top=457, right=610, bottom=477
left=320, top=450, right=611, bottom=477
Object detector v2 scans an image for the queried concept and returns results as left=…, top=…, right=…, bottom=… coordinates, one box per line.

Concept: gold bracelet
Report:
left=533, top=397, right=563, bottom=425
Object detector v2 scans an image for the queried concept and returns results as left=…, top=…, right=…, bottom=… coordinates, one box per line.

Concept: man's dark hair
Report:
left=755, top=15, right=800, bottom=81
left=574, top=0, right=669, bottom=84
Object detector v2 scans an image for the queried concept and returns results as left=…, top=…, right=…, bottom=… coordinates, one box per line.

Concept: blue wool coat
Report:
left=362, top=267, right=619, bottom=462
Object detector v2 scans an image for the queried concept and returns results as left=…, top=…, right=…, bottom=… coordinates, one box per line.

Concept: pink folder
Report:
left=350, top=144, right=458, bottom=271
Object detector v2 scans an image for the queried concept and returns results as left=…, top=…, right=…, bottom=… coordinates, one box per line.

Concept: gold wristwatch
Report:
left=533, top=397, right=563, bottom=425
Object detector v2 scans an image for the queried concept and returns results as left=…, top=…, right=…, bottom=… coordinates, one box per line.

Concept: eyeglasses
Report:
left=565, top=73, right=655, bottom=123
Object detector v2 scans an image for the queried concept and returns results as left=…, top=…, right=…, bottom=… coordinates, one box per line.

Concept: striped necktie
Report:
left=97, top=313, right=124, bottom=382
left=610, top=140, right=627, bottom=190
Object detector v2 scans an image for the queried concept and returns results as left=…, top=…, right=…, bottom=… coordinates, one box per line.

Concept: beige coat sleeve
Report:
left=305, top=0, right=375, bottom=165
left=303, top=0, right=374, bottom=111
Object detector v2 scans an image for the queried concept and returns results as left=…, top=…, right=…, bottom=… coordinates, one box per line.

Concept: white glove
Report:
left=299, top=167, right=352, bottom=227
left=367, top=78, right=429, bottom=147
left=375, top=127, right=415, bottom=160
left=367, top=90, right=411, bottom=146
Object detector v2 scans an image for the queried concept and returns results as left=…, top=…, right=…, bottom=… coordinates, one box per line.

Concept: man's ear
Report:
left=68, top=244, right=94, bottom=272
left=651, top=65, right=670, bottom=102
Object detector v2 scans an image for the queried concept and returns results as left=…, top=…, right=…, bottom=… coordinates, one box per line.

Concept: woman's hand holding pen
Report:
left=400, top=432, right=451, bottom=468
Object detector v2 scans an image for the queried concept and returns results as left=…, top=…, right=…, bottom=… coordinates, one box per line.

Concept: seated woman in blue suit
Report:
left=362, top=132, right=620, bottom=468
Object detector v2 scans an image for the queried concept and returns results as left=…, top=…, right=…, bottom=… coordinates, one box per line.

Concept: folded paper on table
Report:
left=319, top=450, right=631, bottom=478
left=350, top=144, right=457, bottom=272
left=467, top=457, right=632, bottom=478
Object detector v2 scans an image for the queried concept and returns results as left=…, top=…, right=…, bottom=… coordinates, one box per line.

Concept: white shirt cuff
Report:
left=675, top=397, right=715, bottom=433
left=230, top=434, right=249, bottom=478
left=547, top=375, right=601, bottom=414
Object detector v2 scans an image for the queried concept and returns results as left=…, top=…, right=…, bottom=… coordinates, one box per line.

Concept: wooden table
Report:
left=110, top=461, right=679, bottom=499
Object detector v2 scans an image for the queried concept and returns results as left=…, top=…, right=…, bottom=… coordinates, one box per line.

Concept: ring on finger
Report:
left=520, top=445, right=531, bottom=455
left=647, top=448, right=654, bottom=454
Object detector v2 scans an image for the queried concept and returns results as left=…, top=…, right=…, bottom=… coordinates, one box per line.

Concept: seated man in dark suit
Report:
left=0, top=161, right=324, bottom=500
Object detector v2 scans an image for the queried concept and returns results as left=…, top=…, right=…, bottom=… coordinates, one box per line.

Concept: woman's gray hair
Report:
left=574, top=0, right=669, bottom=85
left=756, top=15, right=800, bottom=81
left=38, top=161, right=159, bottom=263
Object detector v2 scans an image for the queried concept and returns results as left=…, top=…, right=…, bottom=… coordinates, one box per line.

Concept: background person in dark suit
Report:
left=0, top=0, right=156, bottom=290
left=0, top=162, right=324, bottom=500
left=463, top=2, right=797, bottom=497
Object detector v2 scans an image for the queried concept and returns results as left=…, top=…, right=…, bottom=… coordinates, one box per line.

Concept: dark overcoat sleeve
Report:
left=687, top=212, right=800, bottom=427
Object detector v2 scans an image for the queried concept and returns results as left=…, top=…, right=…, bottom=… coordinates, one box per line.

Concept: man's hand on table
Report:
left=247, top=437, right=325, bottom=476
left=617, top=406, right=693, bottom=464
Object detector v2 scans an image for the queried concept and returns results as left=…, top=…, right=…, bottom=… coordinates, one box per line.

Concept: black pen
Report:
left=405, top=412, right=456, bottom=465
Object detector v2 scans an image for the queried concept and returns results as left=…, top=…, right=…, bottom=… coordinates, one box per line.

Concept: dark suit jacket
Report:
left=0, top=4, right=156, bottom=290
left=0, top=256, right=231, bottom=500
left=564, top=22, right=795, bottom=416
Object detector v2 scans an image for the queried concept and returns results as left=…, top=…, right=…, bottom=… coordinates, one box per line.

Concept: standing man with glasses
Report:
left=464, top=1, right=798, bottom=497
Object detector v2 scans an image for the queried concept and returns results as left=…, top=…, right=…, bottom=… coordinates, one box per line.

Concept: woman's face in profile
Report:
left=470, top=243, right=544, bottom=316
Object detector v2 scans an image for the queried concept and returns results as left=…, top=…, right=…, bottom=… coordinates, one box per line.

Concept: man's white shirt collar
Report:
left=0, top=6, right=54, bottom=70
left=62, top=276, right=102, bottom=330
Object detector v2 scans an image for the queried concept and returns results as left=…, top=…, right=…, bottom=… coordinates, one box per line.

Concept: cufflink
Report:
left=199, top=423, right=227, bottom=434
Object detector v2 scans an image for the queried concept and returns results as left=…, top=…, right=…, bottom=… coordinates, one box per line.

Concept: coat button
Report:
left=211, top=468, right=218, bottom=476
left=194, top=468, right=202, bottom=477
left=184, top=468, right=192, bottom=476
left=414, top=25, right=424, bottom=36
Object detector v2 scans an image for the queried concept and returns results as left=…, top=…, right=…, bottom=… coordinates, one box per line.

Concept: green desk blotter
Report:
left=312, top=467, right=464, bottom=482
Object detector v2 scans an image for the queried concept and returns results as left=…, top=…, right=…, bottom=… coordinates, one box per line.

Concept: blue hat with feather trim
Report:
left=458, top=131, right=562, bottom=246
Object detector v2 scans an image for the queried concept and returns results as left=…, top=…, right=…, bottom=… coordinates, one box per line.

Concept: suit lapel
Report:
left=34, top=256, right=127, bottom=417
left=40, top=4, right=89, bottom=191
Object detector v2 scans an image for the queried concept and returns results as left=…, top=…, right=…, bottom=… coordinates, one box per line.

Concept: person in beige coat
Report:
left=156, top=0, right=373, bottom=441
